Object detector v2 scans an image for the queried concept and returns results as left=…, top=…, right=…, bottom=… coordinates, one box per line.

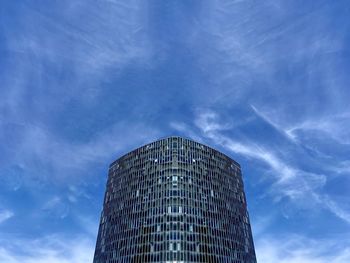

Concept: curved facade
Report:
left=93, top=136, right=256, bottom=263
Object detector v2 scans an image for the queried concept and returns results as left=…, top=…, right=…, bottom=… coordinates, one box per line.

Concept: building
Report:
left=93, top=136, right=257, bottom=263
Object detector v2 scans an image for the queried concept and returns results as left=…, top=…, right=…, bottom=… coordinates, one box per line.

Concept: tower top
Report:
left=109, top=135, right=241, bottom=168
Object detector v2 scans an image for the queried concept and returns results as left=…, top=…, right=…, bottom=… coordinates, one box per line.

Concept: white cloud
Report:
left=194, top=109, right=324, bottom=186
left=169, top=122, right=205, bottom=144
left=190, top=0, right=344, bottom=101
left=256, top=235, right=350, bottom=263
left=1, top=120, right=160, bottom=184
left=6, top=0, right=152, bottom=75
left=322, top=196, right=350, bottom=224
left=250, top=104, right=296, bottom=141
left=250, top=214, right=275, bottom=238
left=1, top=0, right=155, bottom=122
left=43, top=197, right=62, bottom=210
left=0, top=235, right=94, bottom=263
left=250, top=105, right=350, bottom=178
left=75, top=215, right=100, bottom=238
left=188, top=0, right=350, bottom=146
left=285, top=113, right=350, bottom=144
left=215, top=130, right=326, bottom=201
left=329, top=161, right=350, bottom=175
left=42, top=196, right=69, bottom=219
left=0, top=210, right=14, bottom=224
left=193, top=109, right=350, bottom=224
left=251, top=105, right=350, bottom=145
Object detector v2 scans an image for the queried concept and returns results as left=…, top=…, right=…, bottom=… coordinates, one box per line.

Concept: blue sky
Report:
left=1, top=0, right=350, bottom=262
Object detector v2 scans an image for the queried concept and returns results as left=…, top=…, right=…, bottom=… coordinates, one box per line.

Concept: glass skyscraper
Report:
left=93, top=136, right=256, bottom=263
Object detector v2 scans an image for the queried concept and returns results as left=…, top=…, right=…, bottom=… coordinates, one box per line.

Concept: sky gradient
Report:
left=1, top=0, right=350, bottom=262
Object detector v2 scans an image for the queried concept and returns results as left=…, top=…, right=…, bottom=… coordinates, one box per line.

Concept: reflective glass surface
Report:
left=93, top=136, right=256, bottom=263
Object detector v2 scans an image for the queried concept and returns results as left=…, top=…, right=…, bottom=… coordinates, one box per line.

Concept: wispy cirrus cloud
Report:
left=194, top=109, right=326, bottom=198
left=321, top=196, right=350, bottom=225
left=4, top=0, right=153, bottom=75
left=0, top=0, right=163, bottom=190
left=1, top=0, right=155, bottom=123
left=256, top=234, right=350, bottom=263
left=250, top=105, right=350, bottom=177
left=0, top=120, right=160, bottom=187
left=188, top=1, right=350, bottom=139
left=171, top=108, right=350, bottom=225
left=0, top=210, right=14, bottom=224
left=1, top=1, right=349, bottom=262
left=250, top=104, right=350, bottom=146
left=0, top=235, right=94, bottom=263
left=188, top=1, right=345, bottom=100
left=285, top=113, right=350, bottom=145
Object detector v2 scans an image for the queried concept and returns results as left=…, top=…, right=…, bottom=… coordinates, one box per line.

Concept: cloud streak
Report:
left=256, top=235, right=350, bottom=263
left=0, top=210, right=14, bottom=224
left=0, top=120, right=160, bottom=187
left=0, top=235, right=94, bottom=263
left=1, top=0, right=154, bottom=124
left=191, top=109, right=349, bottom=224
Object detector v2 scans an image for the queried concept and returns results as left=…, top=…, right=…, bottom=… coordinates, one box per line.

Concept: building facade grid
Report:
left=93, top=136, right=257, bottom=263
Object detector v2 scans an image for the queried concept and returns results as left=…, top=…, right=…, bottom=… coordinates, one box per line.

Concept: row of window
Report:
left=94, top=137, right=256, bottom=263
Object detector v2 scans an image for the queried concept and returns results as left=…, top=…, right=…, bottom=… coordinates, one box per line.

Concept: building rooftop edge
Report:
left=109, top=135, right=241, bottom=168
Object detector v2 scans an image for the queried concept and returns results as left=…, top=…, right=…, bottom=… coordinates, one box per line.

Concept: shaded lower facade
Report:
left=93, top=136, right=257, bottom=263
